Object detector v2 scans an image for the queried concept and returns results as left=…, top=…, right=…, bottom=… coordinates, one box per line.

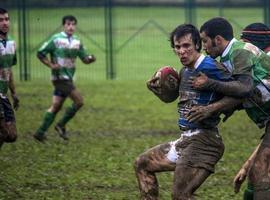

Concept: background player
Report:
left=34, top=15, right=96, bottom=142
left=0, top=7, right=19, bottom=148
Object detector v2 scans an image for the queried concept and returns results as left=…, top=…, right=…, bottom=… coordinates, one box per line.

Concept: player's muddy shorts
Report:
left=0, top=95, right=15, bottom=122
left=166, top=128, right=224, bottom=173
left=52, top=80, right=75, bottom=98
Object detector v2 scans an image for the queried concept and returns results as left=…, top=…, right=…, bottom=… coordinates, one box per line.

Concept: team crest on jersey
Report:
left=244, top=43, right=261, bottom=56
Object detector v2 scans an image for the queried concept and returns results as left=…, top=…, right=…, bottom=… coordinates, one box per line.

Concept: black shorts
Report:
left=0, top=96, right=15, bottom=122
left=52, top=80, right=75, bottom=98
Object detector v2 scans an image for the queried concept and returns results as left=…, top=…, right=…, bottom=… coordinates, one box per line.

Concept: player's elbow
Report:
left=37, top=52, right=45, bottom=60
left=236, top=85, right=253, bottom=98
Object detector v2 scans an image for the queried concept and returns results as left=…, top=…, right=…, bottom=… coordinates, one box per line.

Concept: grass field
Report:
left=0, top=5, right=266, bottom=200
left=0, top=80, right=261, bottom=199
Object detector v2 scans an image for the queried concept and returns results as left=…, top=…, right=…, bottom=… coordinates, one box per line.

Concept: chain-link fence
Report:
left=2, top=0, right=269, bottom=81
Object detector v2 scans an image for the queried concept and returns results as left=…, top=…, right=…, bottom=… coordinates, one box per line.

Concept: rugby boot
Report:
left=55, top=124, right=69, bottom=140
left=33, top=133, right=47, bottom=143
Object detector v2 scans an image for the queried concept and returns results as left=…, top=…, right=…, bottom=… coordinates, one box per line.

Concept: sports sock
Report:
left=36, top=111, right=56, bottom=135
left=244, top=182, right=254, bottom=200
left=57, top=104, right=79, bottom=127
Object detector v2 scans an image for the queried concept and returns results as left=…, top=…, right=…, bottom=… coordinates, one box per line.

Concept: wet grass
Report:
left=0, top=80, right=261, bottom=199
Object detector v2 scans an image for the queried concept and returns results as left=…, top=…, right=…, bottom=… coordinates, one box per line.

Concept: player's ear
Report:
left=215, top=35, right=223, bottom=45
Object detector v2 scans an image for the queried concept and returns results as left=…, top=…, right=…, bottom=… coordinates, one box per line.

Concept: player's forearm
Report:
left=204, top=75, right=253, bottom=98
left=207, top=96, right=243, bottom=114
left=240, top=144, right=260, bottom=172
left=37, top=52, right=54, bottom=68
left=8, top=72, right=16, bottom=95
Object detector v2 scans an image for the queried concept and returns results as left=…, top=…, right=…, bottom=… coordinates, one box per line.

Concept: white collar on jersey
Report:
left=193, top=54, right=205, bottom=69
left=222, top=38, right=237, bottom=57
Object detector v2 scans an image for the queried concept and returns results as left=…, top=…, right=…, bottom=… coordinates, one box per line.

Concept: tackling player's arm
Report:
left=233, top=144, right=260, bottom=193
left=187, top=96, right=242, bottom=122
left=191, top=49, right=254, bottom=98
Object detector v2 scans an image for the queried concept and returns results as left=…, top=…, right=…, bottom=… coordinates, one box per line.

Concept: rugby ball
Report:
left=151, top=66, right=180, bottom=103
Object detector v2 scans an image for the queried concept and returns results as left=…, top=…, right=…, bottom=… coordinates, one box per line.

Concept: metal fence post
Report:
left=185, top=0, right=196, bottom=25
left=18, top=0, right=30, bottom=81
left=264, top=0, right=270, bottom=26
left=105, top=0, right=115, bottom=79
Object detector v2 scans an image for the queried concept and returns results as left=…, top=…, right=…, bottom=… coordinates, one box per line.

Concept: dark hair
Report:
left=62, top=15, right=77, bottom=25
left=0, top=8, right=8, bottom=15
left=241, top=23, right=270, bottom=51
left=170, top=24, right=201, bottom=52
left=200, top=17, right=233, bottom=41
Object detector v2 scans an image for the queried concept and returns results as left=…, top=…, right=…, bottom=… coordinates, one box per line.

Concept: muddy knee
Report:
left=75, top=101, right=84, bottom=109
left=134, top=155, right=149, bottom=172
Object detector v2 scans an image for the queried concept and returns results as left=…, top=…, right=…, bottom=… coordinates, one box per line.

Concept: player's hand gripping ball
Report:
left=147, top=66, right=180, bottom=103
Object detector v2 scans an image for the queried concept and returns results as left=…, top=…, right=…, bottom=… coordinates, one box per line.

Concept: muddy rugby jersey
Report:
left=38, top=32, right=89, bottom=81
left=220, top=38, right=270, bottom=128
left=178, top=55, right=231, bottom=130
left=0, top=36, right=16, bottom=95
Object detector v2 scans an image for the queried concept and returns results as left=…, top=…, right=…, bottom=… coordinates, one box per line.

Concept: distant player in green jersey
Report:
left=187, top=17, right=270, bottom=200
left=34, top=15, right=96, bottom=142
left=0, top=8, right=19, bottom=148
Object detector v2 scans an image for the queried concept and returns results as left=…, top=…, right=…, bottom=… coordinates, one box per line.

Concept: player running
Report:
left=34, top=15, right=96, bottom=142
left=0, top=7, right=19, bottom=148
left=134, top=24, right=233, bottom=200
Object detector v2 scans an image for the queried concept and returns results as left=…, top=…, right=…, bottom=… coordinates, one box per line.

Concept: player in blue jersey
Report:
left=134, top=24, right=232, bottom=200
left=0, top=8, right=19, bottom=148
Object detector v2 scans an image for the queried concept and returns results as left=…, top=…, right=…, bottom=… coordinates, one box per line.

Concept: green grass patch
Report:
left=0, top=80, right=261, bottom=199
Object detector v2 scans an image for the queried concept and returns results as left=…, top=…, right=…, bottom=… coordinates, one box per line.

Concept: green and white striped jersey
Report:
left=38, top=31, right=89, bottom=81
left=0, top=36, right=16, bottom=95
left=220, top=38, right=270, bottom=127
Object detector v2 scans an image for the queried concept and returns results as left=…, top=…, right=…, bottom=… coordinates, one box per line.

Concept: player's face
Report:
left=173, top=33, right=200, bottom=68
left=63, top=20, right=76, bottom=36
left=200, top=31, right=221, bottom=59
left=0, top=13, right=10, bottom=35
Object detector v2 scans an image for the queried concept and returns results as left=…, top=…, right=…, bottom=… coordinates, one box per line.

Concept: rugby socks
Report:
left=244, top=182, right=254, bottom=200
left=36, top=111, right=56, bottom=135
left=57, top=104, right=79, bottom=127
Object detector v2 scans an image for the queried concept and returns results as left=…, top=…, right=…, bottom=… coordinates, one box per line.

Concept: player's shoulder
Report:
left=200, top=55, right=216, bottom=69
